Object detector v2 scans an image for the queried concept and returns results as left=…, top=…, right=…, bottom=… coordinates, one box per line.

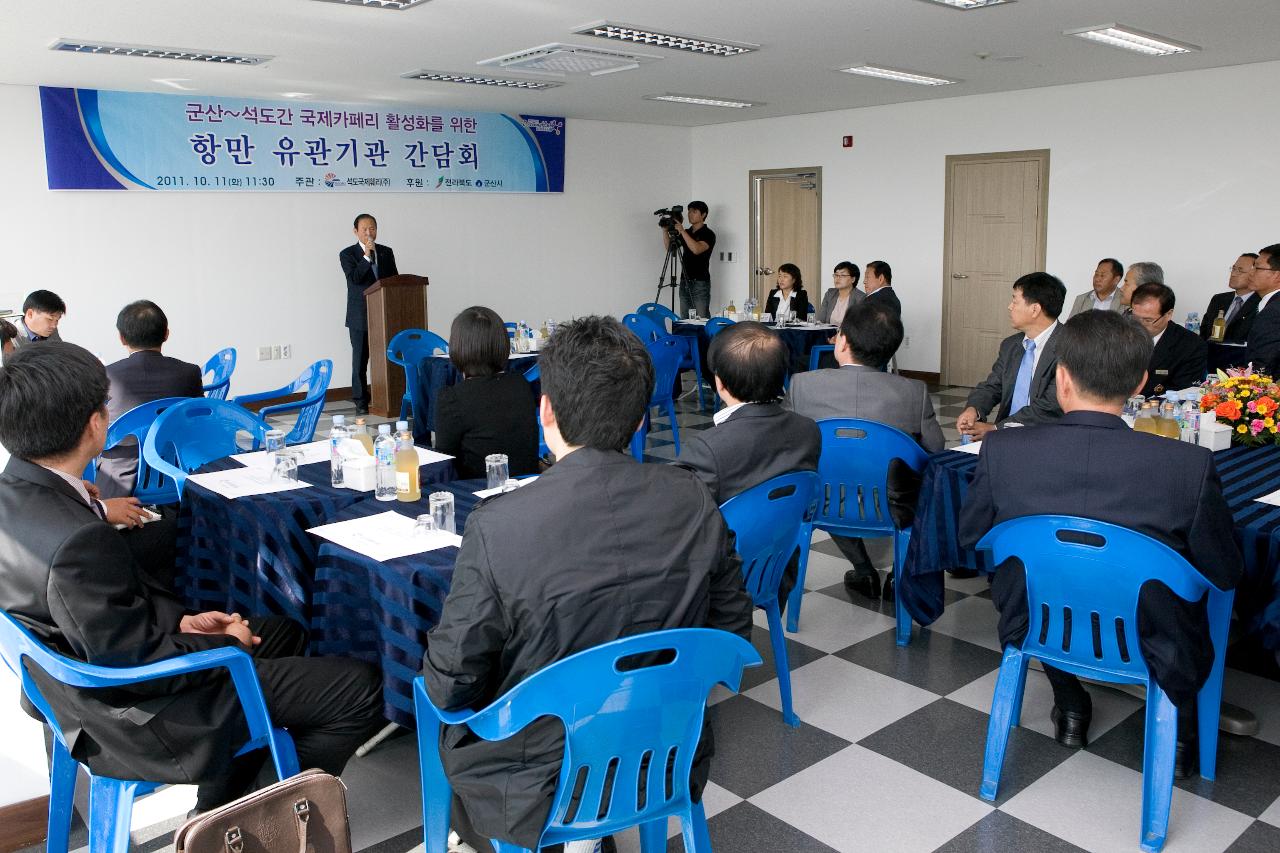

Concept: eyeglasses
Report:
left=1254, top=264, right=1278, bottom=273
left=832, top=272, right=853, bottom=278
left=1133, top=314, right=1168, bottom=327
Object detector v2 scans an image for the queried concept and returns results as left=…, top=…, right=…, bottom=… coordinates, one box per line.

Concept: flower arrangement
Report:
left=1199, top=366, right=1279, bottom=447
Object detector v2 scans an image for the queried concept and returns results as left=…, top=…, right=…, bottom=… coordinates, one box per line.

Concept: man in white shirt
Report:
left=1067, top=258, right=1125, bottom=317
left=1246, top=243, right=1280, bottom=377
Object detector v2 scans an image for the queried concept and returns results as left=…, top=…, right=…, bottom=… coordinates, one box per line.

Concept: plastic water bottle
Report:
left=1185, top=312, right=1201, bottom=335
left=374, top=424, right=397, bottom=501
left=329, top=414, right=349, bottom=487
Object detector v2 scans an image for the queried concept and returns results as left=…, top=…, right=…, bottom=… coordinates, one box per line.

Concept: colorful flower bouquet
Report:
left=1199, top=365, right=1280, bottom=447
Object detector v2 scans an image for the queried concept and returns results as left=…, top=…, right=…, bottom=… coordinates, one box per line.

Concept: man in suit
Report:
left=0, top=342, right=383, bottom=811
left=423, top=316, right=753, bottom=852
left=1131, top=283, right=1208, bottom=397
left=1246, top=243, right=1280, bottom=377
left=98, top=300, right=205, bottom=499
left=959, top=310, right=1241, bottom=776
left=786, top=300, right=943, bottom=599
left=1067, top=258, right=1125, bottom=318
left=339, top=213, right=398, bottom=414
left=1200, top=253, right=1258, bottom=343
left=11, top=289, right=65, bottom=348
left=864, top=260, right=901, bottom=316
left=957, top=272, right=1067, bottom=440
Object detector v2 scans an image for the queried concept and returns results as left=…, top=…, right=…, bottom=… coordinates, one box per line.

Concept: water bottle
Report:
left=329, top=414, right=349, bottom=487
left=1185, top=311, right=1201, bottom=335
left=375, top=424, right=398, bottom=501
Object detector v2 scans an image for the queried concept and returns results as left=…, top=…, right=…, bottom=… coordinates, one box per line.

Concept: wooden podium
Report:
left=364, top=273, right=429, bottom=417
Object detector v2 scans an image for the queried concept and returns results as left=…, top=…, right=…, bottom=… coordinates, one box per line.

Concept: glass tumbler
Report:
left=485, top=454, right=509, bottom=490
left=264, top=429, right=286, bottom=454
left=429, top=491, right=456, bottom=535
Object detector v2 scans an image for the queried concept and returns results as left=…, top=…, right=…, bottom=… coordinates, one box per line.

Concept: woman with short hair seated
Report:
left=763, top=263, right=810, bottom=322
left=435, top=307, right=540, bottom=479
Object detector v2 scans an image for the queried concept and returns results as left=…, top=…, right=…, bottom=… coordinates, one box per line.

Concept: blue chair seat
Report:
left=635, top=305, right=708, bottom=412
left=231, top=359, right=333, bottom=445
left=388, top=329, right=449, bottom=423
left=626, top=334, right=684, bottom=460
left=86, top=397, right=189, bottom=504
left=142, top=399, right=270, bottom=498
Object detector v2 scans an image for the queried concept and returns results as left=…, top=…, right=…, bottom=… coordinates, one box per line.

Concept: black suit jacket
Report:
left=964, top=326, right=1063, bottom=426
left=1142, top=322, right=1208, bottom=397
left=1246, top=294, right=1280, bottom=378
left=764, top=286, right=811, bottom=321
left=1200, top=291, right=1258, bottom=343
left=957, top=411, right=1242, bottom=706
left=674, top=403, right=821, bottom=504
left=0, top=457, right=247, bottom=783
left=422, top=448, right=753, bottom=847
left=339, top=242, right=398, bottom=329
left=866, top=286, right=902, bottom=316
left=433, top=371, right=539, bottom=480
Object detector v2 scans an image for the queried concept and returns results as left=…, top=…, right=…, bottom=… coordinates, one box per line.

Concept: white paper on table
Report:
left=473, top=476, right=539, bottom=499
left=186, top=468, right=313, bottom=499
left=308, top=511, right=462, bottom=561
left=415, top=446, right=454, bottom=466
left=1254, top=489, right=1280, bottom=507
left=951, top=441, right=982, bottom=455
left=232, top=439, right=332, bottom=468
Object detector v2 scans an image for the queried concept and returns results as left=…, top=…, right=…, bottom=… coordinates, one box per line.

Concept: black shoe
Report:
left=354, top=404, right=370, bottom=415
left=1175, top=738, right=1199, bottom=780
left=882, top=574, right=895, bottom=602
left=948, top=568, right=979, bottom=579
left=843, top=569, right=881, bottom=600
left=1050, top=706, right=1091, bottom=748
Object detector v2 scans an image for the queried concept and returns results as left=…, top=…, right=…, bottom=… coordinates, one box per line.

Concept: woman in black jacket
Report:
left=763, top=262, right=810, bottom=322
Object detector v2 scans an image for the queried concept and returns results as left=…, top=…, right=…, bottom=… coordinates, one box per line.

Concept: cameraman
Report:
left=659, top=201, right=717, bottom=318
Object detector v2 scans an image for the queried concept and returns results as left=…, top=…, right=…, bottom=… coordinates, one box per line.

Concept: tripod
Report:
left=654, top=229, right=688, bottom=313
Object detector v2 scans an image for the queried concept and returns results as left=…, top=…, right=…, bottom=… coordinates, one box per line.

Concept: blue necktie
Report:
left=1010, top=338, right=1036, bottom=413
left=370, top=249, right=380, bottom=281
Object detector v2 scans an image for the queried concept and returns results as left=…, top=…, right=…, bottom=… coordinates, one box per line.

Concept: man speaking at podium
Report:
left=340, top=214, right=398, bottom=414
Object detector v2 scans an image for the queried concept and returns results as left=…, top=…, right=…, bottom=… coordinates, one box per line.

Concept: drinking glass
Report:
left=413, top=514, right=436, bottom=537
left=485, top=454, right=509, bottom=490
left=429, top=491, right=456, bottom=535
left=264, top=429, right=286, bottom=454
left=271, top=450, right=299, bottom=482
left=687, top=309, right=698, bottom=321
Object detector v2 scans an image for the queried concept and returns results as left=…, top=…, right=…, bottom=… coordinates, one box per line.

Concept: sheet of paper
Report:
left=951, top=441, right=982, bottom=455
left=232, top=440, right=331, bottom=468
left=415, top=446, right=453, bottom=466
left=473, top=476, right=539, bottom=499
left=186, top=468, right=313, bottom=499
left=1254, top=489, right=1280, bottom=507
left=308, top=511, right=462, bottom=561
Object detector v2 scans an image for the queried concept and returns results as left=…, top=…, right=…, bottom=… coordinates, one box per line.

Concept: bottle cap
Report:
left=333, top=414, right=346, bottom=425
left=378, top=423, right=391, bottom=434
left=396, top=420, right=409, bottom=431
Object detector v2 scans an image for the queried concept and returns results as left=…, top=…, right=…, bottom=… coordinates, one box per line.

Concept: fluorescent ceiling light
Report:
left=402, top=70, right=562, bottom=90
left=52, top=39, right=271, bottom=65
left=310, top=0, right=431, bottom=9
left=840, top=65, right=957, bottom=86
left=916, top=0, right=1013, bottom=9
left=574, top=21, right=758, bottom=57
left=1065, top=24, right=1199, bottom=56
left=644, top=93, right=757, bottom=109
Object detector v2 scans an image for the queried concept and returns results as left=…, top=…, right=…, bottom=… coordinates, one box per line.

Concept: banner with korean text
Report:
left=38, top=87, right=565, bottom=193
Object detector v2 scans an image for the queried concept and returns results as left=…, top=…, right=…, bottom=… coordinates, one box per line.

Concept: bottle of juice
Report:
left=352, top=417, right=375, bottom=455
left=394, top=421, right=421, bottom=502
left=1210, top=310, right=1226, bottom=342
left=1133, top=403, right=1158, bottom=434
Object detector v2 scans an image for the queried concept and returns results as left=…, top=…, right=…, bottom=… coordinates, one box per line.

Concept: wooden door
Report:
left=749, top=168, right=822, bottom=307
left=942, top=151, right=1049, bottom=386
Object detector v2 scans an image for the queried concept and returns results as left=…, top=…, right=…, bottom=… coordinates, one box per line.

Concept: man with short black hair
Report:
left=957, top=272, right=1067, bottom=439
left=423, top=316, right=752, bottom=851
left=660, top=200, right=716, bottom=319
left=1200, top=253, right=1258, bottom=342
left=1246, top=244, right=1280, bottom=377
left=12, top=289, right=65, bottom=347
left=864, top=260, right=900, bottom=316
left=1130, top=283, right=1207, bottom=397
left=339, top=213, right=398, bottom=414
left=1068, top=258, right=1125, bottom=317
left=959, top=310, right=1241, bottom=774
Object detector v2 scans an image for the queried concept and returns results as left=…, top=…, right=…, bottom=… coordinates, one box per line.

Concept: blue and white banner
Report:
left=39, top=87, right=565, bottom=193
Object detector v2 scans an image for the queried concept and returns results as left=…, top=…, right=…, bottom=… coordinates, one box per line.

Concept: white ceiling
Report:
left=4, top=0, right=1280, bottom=127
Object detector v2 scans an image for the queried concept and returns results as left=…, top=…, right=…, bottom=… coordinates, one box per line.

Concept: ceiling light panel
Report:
left=644, top=93, right=757, bottom=109
left=310, top=0, right=431, bottom=9
left=401, top=70, right=561, bottom=90
left=840, top=65, right=957, bottom=86
left=574, top=21, right=758, bottom=57
left=1065, top=25, right=1199, bottom=57
left=916, top=0, right=1013, bottom=9
left=479, top=43, right=661, bottom=77
left=51, top=39, right=271, bottom=65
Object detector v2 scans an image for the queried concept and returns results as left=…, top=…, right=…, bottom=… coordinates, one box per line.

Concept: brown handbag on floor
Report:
left=175, top=769, right=351, bottom=853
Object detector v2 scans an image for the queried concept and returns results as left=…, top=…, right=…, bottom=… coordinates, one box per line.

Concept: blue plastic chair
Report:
left=802, top=419, right=929, bottom=641
left=85, top=397, right=188, bottom=504
left=142, top=399, right=270, bottom=498
left=521, top=362, right=550, bottom=460
left=975, top=516, right=1233, bottom=853
left=231, top=359, right=333, bottom=445
left=387, top=329, right=450, bottom=422
left=632, top=337, right=684, bottom=457
left=414, top=628, right=761, bottom=853
left=202, top=348, right=236, bottom=400
left=719, top=472, right=819, bottom=728
left=0, top=610, right=299, bottom=853
left=635, top=305, right=708, bottom=412
left=703, top=317, right=734, bottom=338
left=807, top=344, right=835, bottom=372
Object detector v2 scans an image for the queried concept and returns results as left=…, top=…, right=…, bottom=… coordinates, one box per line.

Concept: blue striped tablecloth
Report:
left=673, top=320, right=834, bottom=376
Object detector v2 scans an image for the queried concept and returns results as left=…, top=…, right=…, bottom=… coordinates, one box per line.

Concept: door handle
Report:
left=952, top=273, right=969, bottom=279
left=756, top=267, right=774, bottom=276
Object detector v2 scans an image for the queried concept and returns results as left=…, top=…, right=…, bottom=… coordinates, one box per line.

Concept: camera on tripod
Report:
left=654, top=204, right=684, bottom=231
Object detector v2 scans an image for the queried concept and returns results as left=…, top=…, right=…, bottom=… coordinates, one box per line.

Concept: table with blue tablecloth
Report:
left=899, top=444, right=1280, bottom=650
left=673, top=320, right=836, bottom=376
left=411, top=353, right=539, bottom=442
left=175, top=453, right=457, bottom=626
left=309, top=479, right=484, bottom=726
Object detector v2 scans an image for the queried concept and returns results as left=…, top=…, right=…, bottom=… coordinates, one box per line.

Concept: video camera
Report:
left=653, top=204, right=684, bottom=230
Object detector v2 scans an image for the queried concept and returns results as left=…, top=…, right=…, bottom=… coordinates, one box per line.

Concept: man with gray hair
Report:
left=1118, top=261, right=1165, bottom=312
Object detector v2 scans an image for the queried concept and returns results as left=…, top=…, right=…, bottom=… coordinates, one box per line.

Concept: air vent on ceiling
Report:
left=573, top=22, right=758, bottom=57
left=402, top=70, right=562, bottom=90
left=52, top=39, right=271, bottom=65
left=478, top=43, right=661, bottom=77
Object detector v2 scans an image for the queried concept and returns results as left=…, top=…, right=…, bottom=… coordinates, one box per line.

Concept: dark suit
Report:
left=965, top=326, right=1063, bottom=426
left=422, top=448, right=753, bottom=848
left=339, top=242, right=399, bottom=407
left=1141, top=323, right=1207, bottom=398
left=814, top=287, right=865, bottom=325
left=1200, top=291, right=1257, bottom=343
left=866, top=286, right=902, bottom=317
left=764, top=286, right=811, bottom=321
left=1246, top=293, right=1280, bottom=378
left=957, top=411, right=1242, bottom=709
left=433, top=372, right=539, bottom=480
left=675, top=403, right=820, bottom=505
left=100, top=350, right=204, bottom=498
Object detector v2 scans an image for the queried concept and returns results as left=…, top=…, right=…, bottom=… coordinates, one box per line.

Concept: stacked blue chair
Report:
left=85, top=397, right=188, bottom=504
left=387, top=329, right=450, bottom=422
left=142, top=399, right=270, bottom=498
left=414, top=628, right=761, bottom=852
left=719, top=471, right=819, bottom=727
left=231, top=359, right=333, bottom=444
left=702, top=318, right=735, bottom=412
left=202, top=348, right=236, bottom=400
left=807, top=345, right=834, bottom=372
left=800, top=419, right=928, bottom=641
left=0, top=610, right=299, bottom=853
left=975, top=516, right=1233, bottom=853
left=636, top=304, right=708, bottom=411
left=623, top=312, right=665, bottom=343
left=631, top=337, right=684, bottom=458
left=521, top=362, right=550, bottom=460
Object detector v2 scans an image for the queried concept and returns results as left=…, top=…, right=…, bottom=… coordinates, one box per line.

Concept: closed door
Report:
left=749, top=168, right=821, bottom=307
left=942, top=151, right=1049, bottom=386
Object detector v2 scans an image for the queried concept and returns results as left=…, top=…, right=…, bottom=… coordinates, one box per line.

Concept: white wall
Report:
left=0, top=672, right=52, bottom=805
left=0, top=83, right=692, bottom=393
left=692, top=60, right=1280, bottom=375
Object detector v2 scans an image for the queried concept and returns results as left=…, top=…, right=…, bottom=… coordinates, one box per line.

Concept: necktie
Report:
left=1224, top=296, right=1244, bottom=327
left=1010, top=338, right=1036, bottom=413
left=89, top=498, right=107, bottom=522
left=370, top=250, right=379, bottom=281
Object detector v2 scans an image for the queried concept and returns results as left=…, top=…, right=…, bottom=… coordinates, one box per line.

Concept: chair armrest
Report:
left=142, top=452, right=189, bottom=498
left=257, top=399, right=306, bottom=420
left=231, top=386, right=289, bottom=407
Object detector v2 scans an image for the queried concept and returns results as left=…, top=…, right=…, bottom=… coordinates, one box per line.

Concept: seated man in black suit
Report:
left=0, top=342, right=384, bottom=811
left=423, top=316, right=753, bottom=852
left=864, top=260, right=901, bottom=317
left=959, top=311, right=1241, bottom=775
left=1201, top=253, right=1259, bottom=343
left=1130, top=283, right=1208, bottom=397
left=957, top=272, right=1066, bottom=440
left=1246, top=243, right=1280, bottom=377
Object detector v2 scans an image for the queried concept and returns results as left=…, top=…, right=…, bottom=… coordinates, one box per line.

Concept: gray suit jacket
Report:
left=674, top=403, right=821, bottom=504
left=964, top=326, right=1063, bottom=426
left=10, top=318, right=62, bottom=348
left=814, top=287, right=866, bottom=325
left=783, top=364, right=945, bottom=452
left=1068, top=291, right=1124, bottom=319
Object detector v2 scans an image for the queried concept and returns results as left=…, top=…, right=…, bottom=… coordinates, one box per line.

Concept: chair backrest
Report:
left=283, top=359, right=333, bottom=443
left=88, top=397, right=188, bottom=500
left=636, top=303, right=680, bottom=334
left=142, top=399, right=269, bottom=496
left=386, top=328, right=449, bottom=368
left=523, top=362, right=540, bottom=382
left=504, top=321, right=520, bottom=340
left=813, top=418, right=929, bottom=536
left=645, top=338, right=683, bottom=405
left=623, top=313, right=667, bottom=344
left=705, top=317, right=735, bottom=338
left=719, top=472, right=819, bottom=607
left=202, top=348, right=236, bottom=400
left=975, top=515, right=1230, bottom=684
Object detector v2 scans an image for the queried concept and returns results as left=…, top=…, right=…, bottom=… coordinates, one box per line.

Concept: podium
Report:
left=364, top=274, right=429, bottom=417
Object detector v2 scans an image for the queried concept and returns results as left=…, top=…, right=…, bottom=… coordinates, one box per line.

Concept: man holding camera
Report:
left=659, top=201, right=716, bottom=318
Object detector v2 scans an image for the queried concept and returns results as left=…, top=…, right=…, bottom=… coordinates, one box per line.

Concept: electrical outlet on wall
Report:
left=272, top=345, right=282, bottom=360
left=257, top=346, right=272, bottom=361
left=902, top=336, right=911, bottom=349
left=281, top=344, right=292, bottom=359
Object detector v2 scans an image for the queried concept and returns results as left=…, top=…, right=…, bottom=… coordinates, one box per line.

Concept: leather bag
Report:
left=175, top=769, right=351, bottom=853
